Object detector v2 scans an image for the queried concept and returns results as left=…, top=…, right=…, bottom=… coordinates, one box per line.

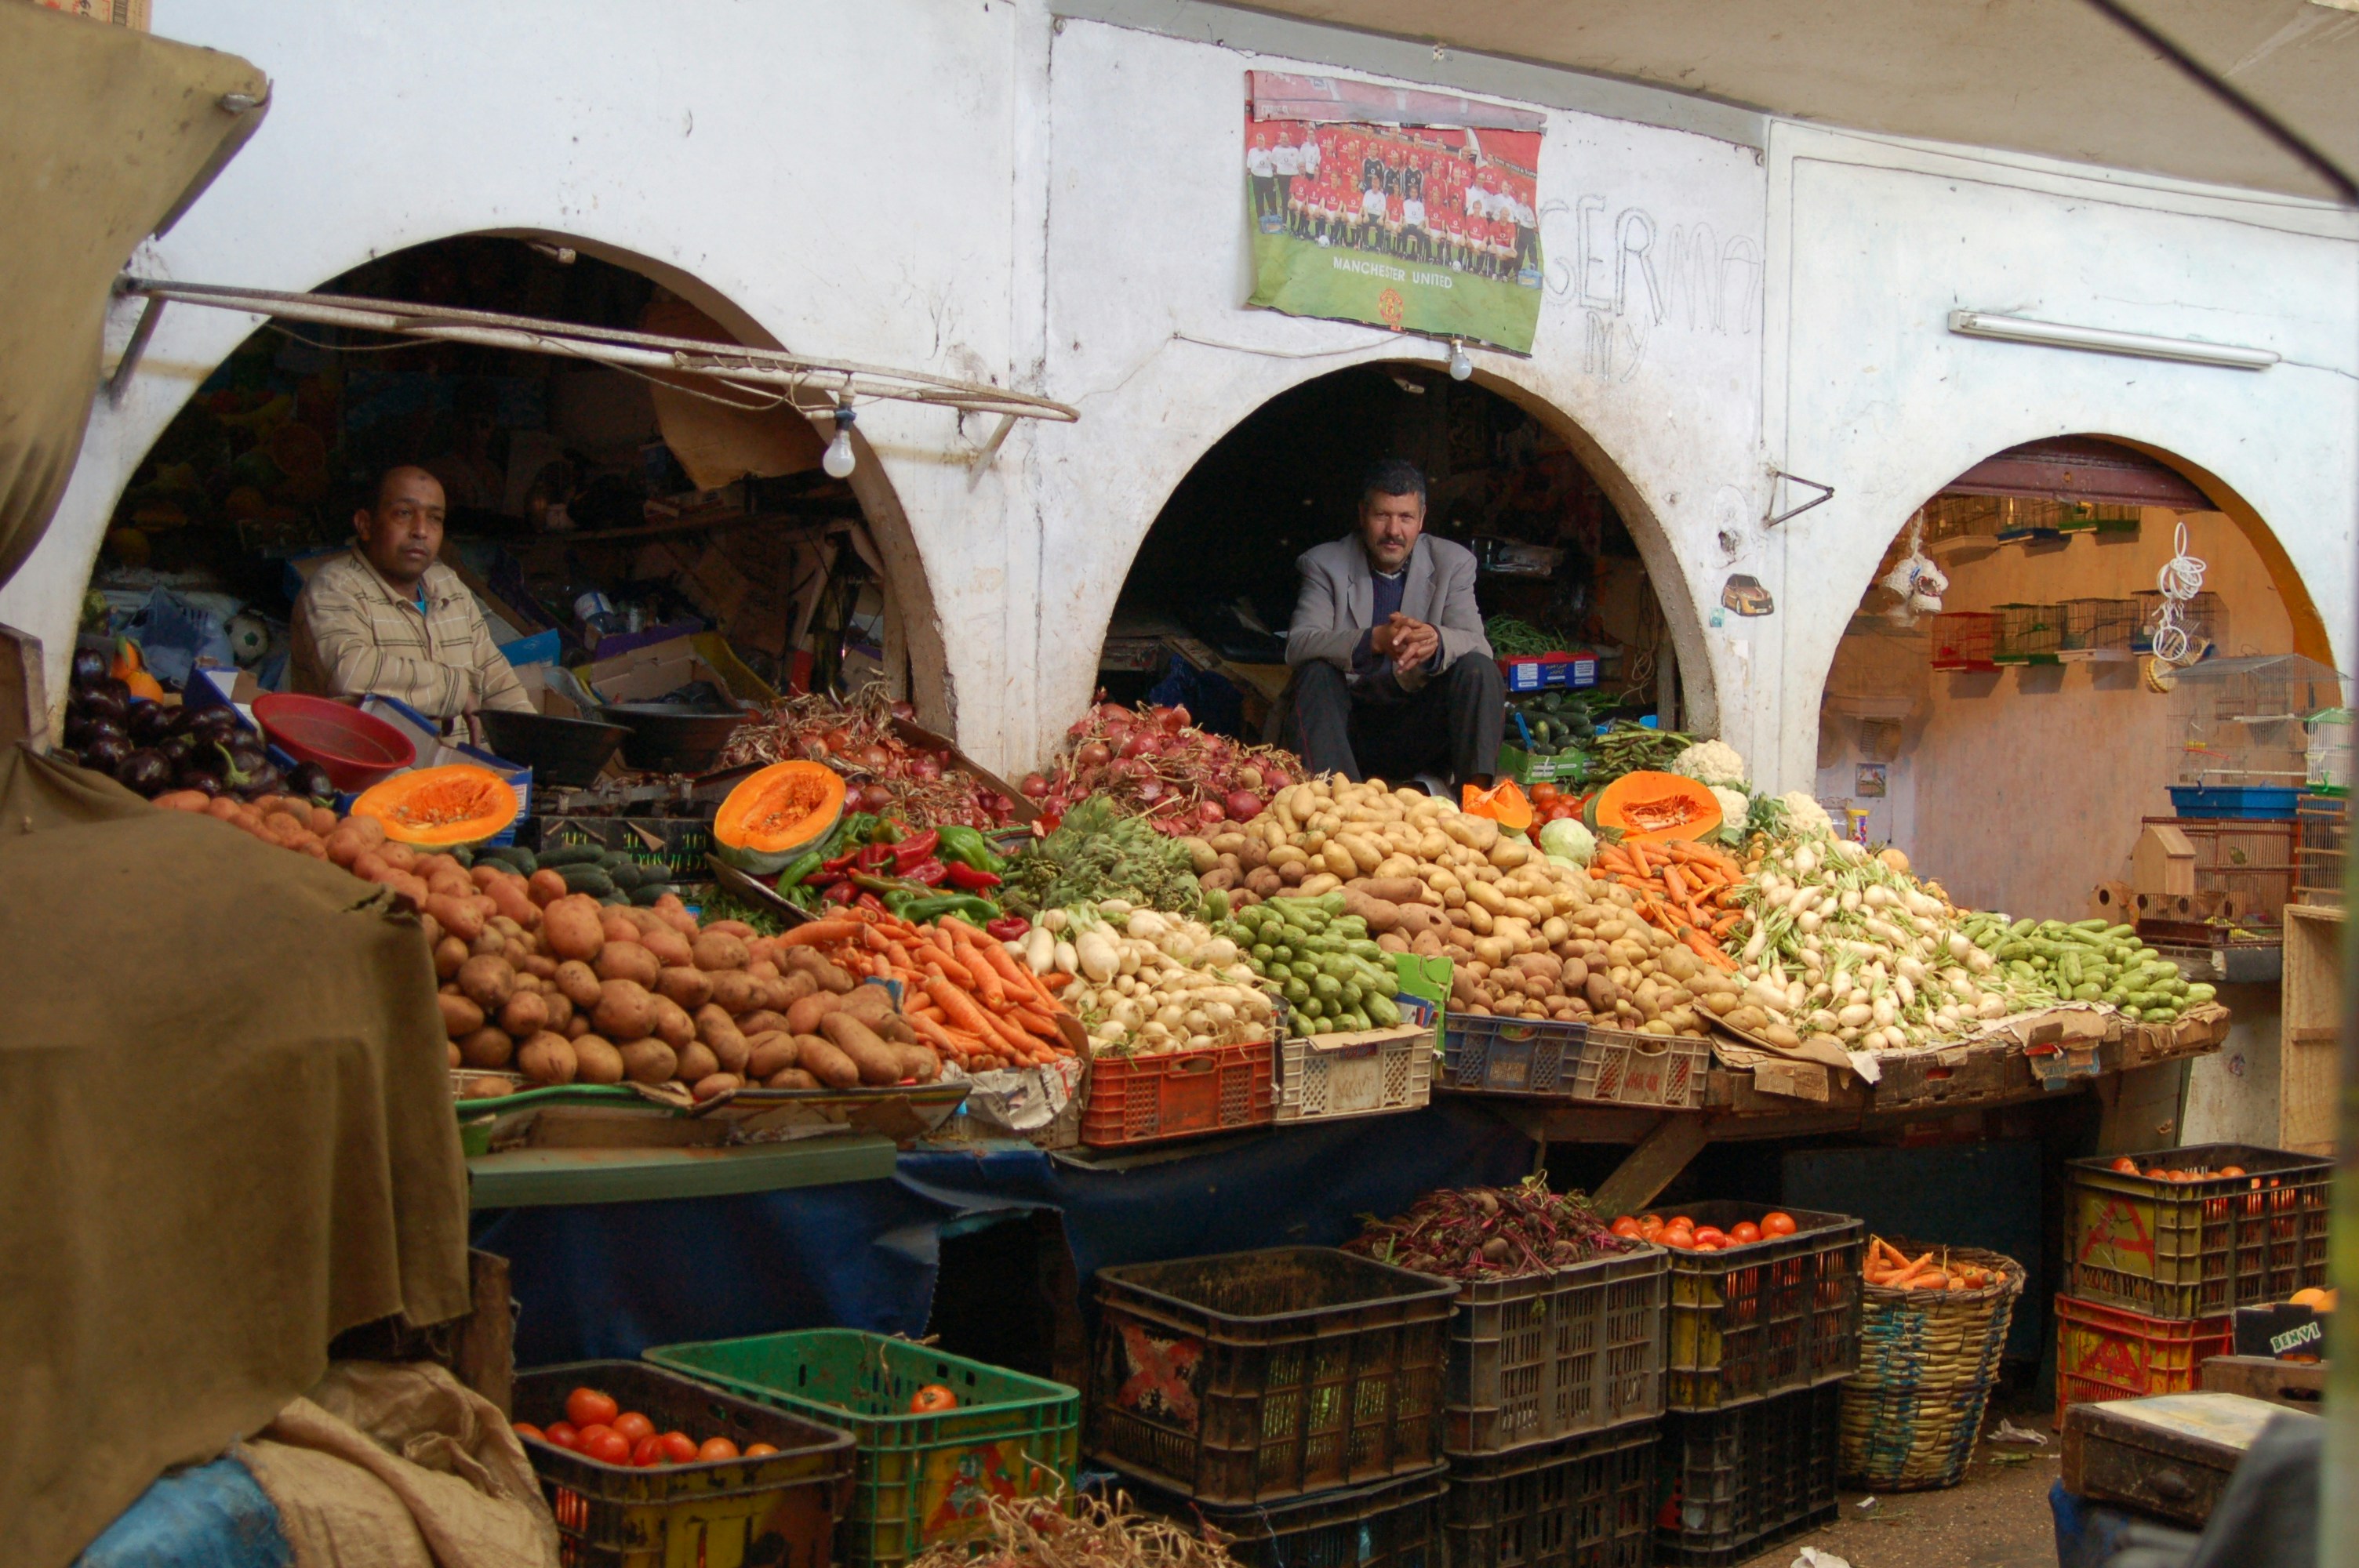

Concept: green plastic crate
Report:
left=646, top=1330, right=1079, bottom=1568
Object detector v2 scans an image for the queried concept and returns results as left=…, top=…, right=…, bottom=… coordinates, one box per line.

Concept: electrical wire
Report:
left=2149, top=517, right=2209, bottom=666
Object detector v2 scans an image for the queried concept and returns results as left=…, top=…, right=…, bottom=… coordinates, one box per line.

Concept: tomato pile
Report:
left=1610, top=1209, right=1799, bottom=1253
left=515, top=1385, right=782, bottom=1468
left=2108, top=1156, right=2251, bottom=1183
left=1528, top=780, right=1584, bottom=825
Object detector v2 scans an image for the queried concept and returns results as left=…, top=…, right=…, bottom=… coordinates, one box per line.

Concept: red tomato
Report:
left=511, top=1422, right=545, bottom=1444
left=2111, top=1156, right=2140, bottom=1174
left=2221, top=1165, right=2247, bottom=1178
left=658, top=1432, right=700, bottom=1465
left=1531, top=783, right=1560, bottom=805
left=543, top=1421, right=580, bottom=1450
left=1610, top=1217, right=1642, bottom=1239
left=1639, top=1214, right=1662, bottom=1227
left=1761, top=1212, right=1798, bottom=1238
left=2146, top=1168, right=2172, bottom=1181
left=612, top=1411, right=655, bottom=1443
left=1691, top=1240, right=1721, bottom=1251
left=743, top=1443, right=780, bottom=1457
left=1692, top=1227, right=1728, bottom=1248
left=910, top=1384, right=960, bottom=1415
left=566, top=1388, right=620, bottom=1430
left=632, top=1434, right=667, bottom=1467
left=1662, top=1228, right=1695, bottom=1250
left=583, top=1428, right=633, bottom=1466
left=1729, top=1222, right=1761, bottom=1245
left=698, top=1437, right=742, bottom=1462
left=1667, top=1216, right=1694, bottom=1232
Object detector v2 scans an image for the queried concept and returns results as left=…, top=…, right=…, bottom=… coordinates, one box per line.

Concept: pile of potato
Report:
left=1226, top=777, right=1719, bottom=1039
left=427, top=858, right=939, bottom=1099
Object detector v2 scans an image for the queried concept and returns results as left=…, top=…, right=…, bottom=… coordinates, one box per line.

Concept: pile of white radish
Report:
left=1716, top=833, right=2047, bottom=1054
left=1006, top=900, right=1281, bottom=1055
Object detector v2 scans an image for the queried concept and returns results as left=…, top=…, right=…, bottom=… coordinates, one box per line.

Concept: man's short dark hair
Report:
left=1360, top=459, right=1427, bottom=510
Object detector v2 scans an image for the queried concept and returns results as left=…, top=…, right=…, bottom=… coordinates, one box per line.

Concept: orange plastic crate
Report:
left=2052, top=1295, right=2231, bottom=1428
left=1080, top=1038, right=1274, bottom=1149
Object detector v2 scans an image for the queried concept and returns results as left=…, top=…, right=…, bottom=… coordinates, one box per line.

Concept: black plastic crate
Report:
left=528, top=814, right=715, bottom=884
left=1659, top=1203, right=1862, bottom=1412
left=511, top=1360, right=854, bottom=1568
left=1129, top=1465, right=1447, bottom=1568
left=1445, top=1421, right=1657, bottom=1568
left=1092, top=1247, right=1458, bottom=1504
left=1653, top=1384, right=1840, bottom=1567
left=2066, top=1143, right=2331, bottom=1319
left=1448, top=1244, right=1668, bottom=1455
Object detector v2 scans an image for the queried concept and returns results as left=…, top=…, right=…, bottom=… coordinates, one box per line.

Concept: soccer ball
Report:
left=226, top=612, right=272, bottom=667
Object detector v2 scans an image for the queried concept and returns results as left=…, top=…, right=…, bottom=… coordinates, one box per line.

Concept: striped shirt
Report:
left=289, top=548, right=532, bottom=719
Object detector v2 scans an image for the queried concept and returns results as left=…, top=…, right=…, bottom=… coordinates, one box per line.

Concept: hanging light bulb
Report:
left=822, top=405, right=858, bottom=479
left=1448, top=339, right=1473, bottom=381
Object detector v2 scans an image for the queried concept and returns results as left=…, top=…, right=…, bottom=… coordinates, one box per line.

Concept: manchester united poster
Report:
left=1244, top=72, right=1546, bottom=354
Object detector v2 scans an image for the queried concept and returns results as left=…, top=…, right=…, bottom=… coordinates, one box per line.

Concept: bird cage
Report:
left=1921, top=495, right=1997, bottom=552
left=1993, top=498, right=2065, bottom=544
left=2165, top=654, right=2349, bottom=818
left=2296, top=794, right=2346, bottom=906
left=1929, top=612, right=1998, bottom=671
left=2090, top=504, right=2142, bottom=538
left=2306, top=708, right=2352, bottom=797
left=2059, top=598, right=2137, bottom=659
left=1993, top=603, right=2062, bottom=665
left=2133, top=590, right=2224, bottom=657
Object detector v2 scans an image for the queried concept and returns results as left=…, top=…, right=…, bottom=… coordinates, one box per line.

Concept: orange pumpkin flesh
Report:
left=351, top=764, right=521, bottom=847
left=713, top=760, right=846, bottom=874
left=1460, top=779, right=1536, bottom=833
left=1586, top=770, right=1721, bottom=845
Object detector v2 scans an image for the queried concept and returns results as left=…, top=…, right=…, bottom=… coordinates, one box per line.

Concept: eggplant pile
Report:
left=57, top=649, right=335, bottom=804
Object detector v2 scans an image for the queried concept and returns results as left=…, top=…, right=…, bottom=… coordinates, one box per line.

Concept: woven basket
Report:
left=1838, top=1241, right=2024, bottom=1491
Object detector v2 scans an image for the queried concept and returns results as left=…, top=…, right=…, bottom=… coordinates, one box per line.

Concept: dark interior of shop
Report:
left=1104, top=363, right=1669, bottom=735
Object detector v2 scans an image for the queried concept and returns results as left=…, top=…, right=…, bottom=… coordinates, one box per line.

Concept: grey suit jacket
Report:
left=1285, top=533, right=1490, bottom=695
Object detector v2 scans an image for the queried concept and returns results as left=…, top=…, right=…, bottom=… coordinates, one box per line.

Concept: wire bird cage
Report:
left=2296, top=794, right=2346, bottom=908
left=2305, top=708, right=2351, bottom=797
left=1921, top=495, right=1999, bottom=553
left=1930, top=612, right=1999, bottom=672
left=2133, top=590, right=2225, bottom=658
left=2165, top=655, right=2350, bottom=817
left=1993, top=604, right=2063, bottom=665
left=2059, top=598, right=2138, bottom=659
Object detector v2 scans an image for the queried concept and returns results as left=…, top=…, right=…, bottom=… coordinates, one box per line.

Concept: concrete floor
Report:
left=1740, top=1400, right=2063, bottom=1568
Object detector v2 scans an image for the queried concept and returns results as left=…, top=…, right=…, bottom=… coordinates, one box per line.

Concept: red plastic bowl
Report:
left=251, top=693, right=416, bottom=791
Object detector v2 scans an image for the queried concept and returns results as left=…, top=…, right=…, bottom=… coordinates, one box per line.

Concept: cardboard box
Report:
left=30, top=0, right=150, bottom=28
left=2231, top=1302, right=2328, bottom=1361
left=1501, top=653, right=1598, bottom=692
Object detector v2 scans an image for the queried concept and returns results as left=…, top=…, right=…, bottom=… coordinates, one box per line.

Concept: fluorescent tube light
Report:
left=1946, top=310, right=2278, bottom=370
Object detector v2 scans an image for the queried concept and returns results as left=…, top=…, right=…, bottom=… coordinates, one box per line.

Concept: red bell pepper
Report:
left=823, top=879, right=859, bottom=906
left=985, top=914, right=1030, bottom=942
left=856, top=891, right=886, bottom=915
left=943, top=860, right=1001, bottom=891
left=855, top=843, right=896, bottom=873
left=891, top=829, right=941, bottom=869
left=903, top=858, right=949, bottom=887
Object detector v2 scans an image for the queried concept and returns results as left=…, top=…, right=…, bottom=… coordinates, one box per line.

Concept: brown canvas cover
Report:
left=0, top=747, right=471, bottom=1568
left=0, top=4, right=267, bottom=588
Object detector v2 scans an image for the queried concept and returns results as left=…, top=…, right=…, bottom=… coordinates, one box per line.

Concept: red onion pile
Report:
left=714, top=688, right=1021, bottom=828
left=1018, top=701, right=1305, bottom=836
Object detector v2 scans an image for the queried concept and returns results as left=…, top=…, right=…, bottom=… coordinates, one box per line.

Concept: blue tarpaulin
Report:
left=474, top=1102, right=1530, bottom=1367
left=75, top=1457, right=287, bottom=1568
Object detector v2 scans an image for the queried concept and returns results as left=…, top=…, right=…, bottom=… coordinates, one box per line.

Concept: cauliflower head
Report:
left=1671, top=739, right=1748, bottom=789
left=1709, top=786, right=1750, bottom=844
left=1779, top=790, right=1836, bottom=837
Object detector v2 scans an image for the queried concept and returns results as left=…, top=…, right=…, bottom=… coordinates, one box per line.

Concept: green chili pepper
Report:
left=848, top=869, right=909, bottom=898
left=935, top=825, right=1005, bottom=875
left=776, top=849, right=827, bottom=889
left=882, top=887, right=925, bottom=919
left=898, top=892, right=1001, bottom=926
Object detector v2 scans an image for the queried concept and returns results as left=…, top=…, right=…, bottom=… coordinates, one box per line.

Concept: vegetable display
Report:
left=1216, top=893, right=1403, bottom=1035
left=1001, top=797, right=1201, bottom=920
left=1590, top=837, right=1746, bottom=960
left=1863, top=1237, right=2001, bottom=1292
left=1013, top=903, right=1281, bottom=1055
left=1228, top=776, right=1714, bottom=1038
left=769, top=812, right=1012, bottom=926
left=1668, top=740, right=1748, bottom=789
left=713, top=685, right=1021, bottom=827
left=59, top=666, right=318, bottom=803
left=442, top=873, right=940, bottom=1096
left=1484, top=615, right=1579, bottom=658
left=1584, top=771, right=1721, bottom=844
left=518, top=1385, right=778, bottom=1468
left=1612, top=1208, right=1797, bottom=1252
left=1343, top=1179, right=1629, bottom=1280
left=766, top=909, right=1081, bottom=1071
left=350, top=763, right=521, bottom=848
left=1953, top=912, right=2212, bottom=1023
left=1023, top=701, right=1303, bottom=836
left=711, top=760, right=847, bottom=873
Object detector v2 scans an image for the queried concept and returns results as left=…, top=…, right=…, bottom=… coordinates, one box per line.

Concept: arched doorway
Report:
left=74, top=234, right=948, bottom=725
left=1097, top=361, right=1707, bottom=766
left=1816, top=435, right=2333, bottom=920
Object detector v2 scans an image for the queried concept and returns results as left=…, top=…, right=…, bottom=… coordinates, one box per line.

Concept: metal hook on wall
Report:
left=1764, top=470, right=1834, bottom=528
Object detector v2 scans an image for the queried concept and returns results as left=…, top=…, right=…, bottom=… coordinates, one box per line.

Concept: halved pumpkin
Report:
left=1460, top=778, right=1535, bottom=833
left=1583, top=771, right=1721, bottom=845
left=713, top=760, right=846, bottom=874
left=351, top=764, right=521, bottom=847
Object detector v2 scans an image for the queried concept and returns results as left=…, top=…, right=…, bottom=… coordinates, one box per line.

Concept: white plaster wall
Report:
left=1762, top=123, right=2359, bottom=794
left=5, top=7, right=2355, bottom=782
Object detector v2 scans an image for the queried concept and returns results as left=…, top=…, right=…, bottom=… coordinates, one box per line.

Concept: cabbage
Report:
left=1538, top=817, right=1595, bottom=868
left=1670, top=739, right=1747, bottom=789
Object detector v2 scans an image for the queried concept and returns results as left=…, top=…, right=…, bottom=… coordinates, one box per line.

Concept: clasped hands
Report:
left=1370, top=612, right=1439, bottom=676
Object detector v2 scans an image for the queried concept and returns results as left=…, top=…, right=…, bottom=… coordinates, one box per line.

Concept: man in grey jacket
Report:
left=1285, top=459, right=1504, bottom=788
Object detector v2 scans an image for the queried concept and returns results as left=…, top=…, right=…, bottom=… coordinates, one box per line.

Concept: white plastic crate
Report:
left=1275, top=1025, right=1432, bottom=1123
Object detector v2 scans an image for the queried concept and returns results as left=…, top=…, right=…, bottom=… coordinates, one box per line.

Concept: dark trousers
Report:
left=1291, top=652, right=1504, bottom=789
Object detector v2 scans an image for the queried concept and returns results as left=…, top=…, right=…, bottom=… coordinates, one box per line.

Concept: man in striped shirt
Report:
left=289, top=465, right=533, bottom=720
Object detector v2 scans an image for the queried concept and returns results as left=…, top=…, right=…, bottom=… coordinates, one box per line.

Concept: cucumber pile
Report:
left=1213, top=891, right=1401, bottom=1035
left=1953, top=913, right=2215, bottom=1024
left=460, top=840, right=685, bottom=907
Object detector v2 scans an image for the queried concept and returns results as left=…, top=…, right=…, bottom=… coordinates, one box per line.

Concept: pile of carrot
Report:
left=1863, top=1236, right=1998, bottom=1292
left=1590, top=837, right=1743, bottom=970
left=760, top=910, right=1079, bottom=1071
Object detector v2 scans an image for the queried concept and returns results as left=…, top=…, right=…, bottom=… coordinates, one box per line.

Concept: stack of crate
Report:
left=1653, top=1204, right=1864, bottom=1567
left=2057, top=1145, right=2332, bottom=1428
